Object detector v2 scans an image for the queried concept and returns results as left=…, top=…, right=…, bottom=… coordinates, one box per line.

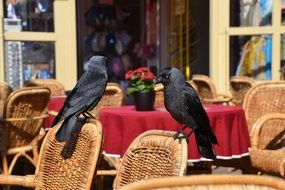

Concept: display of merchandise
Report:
left=5, top=42, right=24, bottom=90
left=84, top=4, right=131, bottom=83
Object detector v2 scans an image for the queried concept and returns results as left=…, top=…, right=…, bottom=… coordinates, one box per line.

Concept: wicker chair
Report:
left=243, top=81, right=285, bottom=135
left=0, top=87, right=51, bottom=174
left=24, top=79, right=66, bottom=96
left=113, top=130, right=188, bottom=189
left=0, top=119, right=103, bottom=189
left=187, top=80, right=198, bottom=92
left=230, top=76, right=255, bottom=106
left=0, top=82, right=13, bottom=117
left=154, top=83, right=164, bottom=106
left=90, top=82, right=124, bottom=118
left=249, top=112, right=285, bottom=178
left=118, top=175, right=285, bottom=190
left=192, top=74, right=231, bottom=104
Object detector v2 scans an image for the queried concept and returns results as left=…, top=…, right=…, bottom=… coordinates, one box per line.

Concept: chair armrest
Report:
left=251, top=113, right=285, bottom=149
left=48, top=110, right=59, bottom=117
left=96, top=153, right=120, bottom=176
left=203, top=95, right=232, bottom=104
left=96, top=170, right=117, bottom=176
left=0, top=114, right=49, bottom=123
left=0, top=174, right=35, bottom=187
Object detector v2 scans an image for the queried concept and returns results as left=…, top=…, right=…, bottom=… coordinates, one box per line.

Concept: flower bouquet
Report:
left=124, top=67, right=156, bottom=111
left=124, top=67, right=155, bottom=95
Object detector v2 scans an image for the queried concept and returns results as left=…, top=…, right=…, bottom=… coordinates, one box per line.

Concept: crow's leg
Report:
left=173, top=125, right=189, bottom=142
left=82, top=111, right=95, bottom=121
left=174, top=126, right=197, bottom=143
left=186, top=128, right=196, bottom=138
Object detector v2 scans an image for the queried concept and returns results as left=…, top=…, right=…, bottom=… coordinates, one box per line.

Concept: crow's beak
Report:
left=155, top=76, right=162, bottom=84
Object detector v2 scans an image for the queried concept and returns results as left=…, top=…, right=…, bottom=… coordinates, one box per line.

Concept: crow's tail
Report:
left=194, top=131, right=216, bottom=159
left=55, top=114, right=78, bottom=142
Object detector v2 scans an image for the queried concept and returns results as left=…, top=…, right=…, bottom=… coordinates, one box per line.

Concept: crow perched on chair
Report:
left=52, top=55, right=108, bottom=142
left=156, top=67, right=218, bottom=159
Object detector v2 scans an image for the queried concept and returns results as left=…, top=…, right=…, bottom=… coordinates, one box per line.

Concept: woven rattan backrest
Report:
left=119, top=175, right=285, bottom=190
left=243, top=81, right=285, bottom=133
left=34, top=119, right=103, bottom=190
left=113, top=130, right=188, bottom=189
left=0, top=87, right=50, bottom=150
left=230, top=76, right=255, bottom=106
left=0, top=81, right=12, bottom=101
left=154, top=83, right=164, bottom=106
left=0, top=81, right=12, bottom=117
left=90, top=82, right=123, bottom=118
left=24, top=79, right=66, bottom=96
left=192, top=74, right=217, bottom=100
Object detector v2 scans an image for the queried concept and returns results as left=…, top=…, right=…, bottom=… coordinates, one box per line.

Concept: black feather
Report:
left=52, top=55, right=108, bottom=142
left=157, top=67, right=218, bottom=159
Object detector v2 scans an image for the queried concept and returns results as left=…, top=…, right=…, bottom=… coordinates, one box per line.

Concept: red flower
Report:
left=136, top=67, right=149, bottom=73
left=141, top=72, right=154, bottom=80
left=125, top=70, right=133, bottom=80
left=125, top=67, right=156, bottom=95
left=133, top=70, right=142, bottom=77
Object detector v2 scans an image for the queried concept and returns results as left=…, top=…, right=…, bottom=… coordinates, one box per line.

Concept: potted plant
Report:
left=125, top=67, right=155, bottom=111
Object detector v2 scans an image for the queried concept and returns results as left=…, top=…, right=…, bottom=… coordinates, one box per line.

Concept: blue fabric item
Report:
left=260, top=0, right=272, bottom=17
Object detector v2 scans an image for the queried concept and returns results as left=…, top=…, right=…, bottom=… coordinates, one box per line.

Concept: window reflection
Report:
left=281, top=35, right=285, bottom=79
left=230, top=35, right=272, bottom=80
left=230, top=0, right=272, bottom=27
left=4, top=0, right=54, bottom=32
left=281, top=0, right=285, bottom=25
left=4, top=41, right=55, bottom=90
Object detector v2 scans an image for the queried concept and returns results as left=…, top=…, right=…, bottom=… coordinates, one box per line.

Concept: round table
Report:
left=99, top=104, right=251, bottom=162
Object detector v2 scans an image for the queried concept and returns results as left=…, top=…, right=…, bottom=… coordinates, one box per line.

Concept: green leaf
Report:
left=127, top=87, right=139, bottom=95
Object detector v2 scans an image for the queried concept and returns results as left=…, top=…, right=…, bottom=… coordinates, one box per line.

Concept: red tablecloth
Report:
left=45, top=95, right=66, bottom=128
left=99, top=105, right=251, bottom=162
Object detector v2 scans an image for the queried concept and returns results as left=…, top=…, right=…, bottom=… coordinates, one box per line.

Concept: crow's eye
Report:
left=166, top=74, right=170, bottom=79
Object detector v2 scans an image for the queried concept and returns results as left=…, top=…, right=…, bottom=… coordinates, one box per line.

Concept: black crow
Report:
left=156, top=67, right=218, bottom=159
left=52, top=55, right=108, bottom=142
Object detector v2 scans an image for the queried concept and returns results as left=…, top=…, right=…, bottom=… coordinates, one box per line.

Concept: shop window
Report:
left=3, top=0, right=54, bottom=32
left=230, top=0, right=272, bottom=27
left=281, top=34, right=285, bottom=79
left=84, top=4, right=132, bottom=84
left=281, top=0, right=285, bottom=26
left=230, top=35, right=272, bottom=80
left=228, top=0, right=277, bottom=81
left=4, top=41, right=55, bottom=89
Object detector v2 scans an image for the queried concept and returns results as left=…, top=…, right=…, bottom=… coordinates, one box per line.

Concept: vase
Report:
left=133, top=90, right=155, bottom=111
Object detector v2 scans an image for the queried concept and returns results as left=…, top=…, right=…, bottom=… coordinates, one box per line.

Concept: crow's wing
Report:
left=51, top=86, right=78, bottom=126
left=52, top=70, right=107, bottom=126
left=183, top=82, right=218, bottom=144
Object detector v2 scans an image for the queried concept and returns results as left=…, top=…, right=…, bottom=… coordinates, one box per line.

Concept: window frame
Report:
left=210, top=0, right=285, bottom=93
left=0, top=0, right=77, bottom=90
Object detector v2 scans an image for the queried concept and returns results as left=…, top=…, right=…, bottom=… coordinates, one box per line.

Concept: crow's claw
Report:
left=82, top=111, right=95, bottom=120
left=173, top=131, right=189, bottom=143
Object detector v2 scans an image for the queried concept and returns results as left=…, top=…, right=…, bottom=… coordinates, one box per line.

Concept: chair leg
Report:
left=32, top=148, right=39, bottom=163
left=1, top=153, right=8, bottom=174
left=22, top=153, right=37, bottom=167
left=104, top=155, right=120, bottom=170
left=8, top=153, right=37, bottom=174
left=7, top=153, right=21, bottom=174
